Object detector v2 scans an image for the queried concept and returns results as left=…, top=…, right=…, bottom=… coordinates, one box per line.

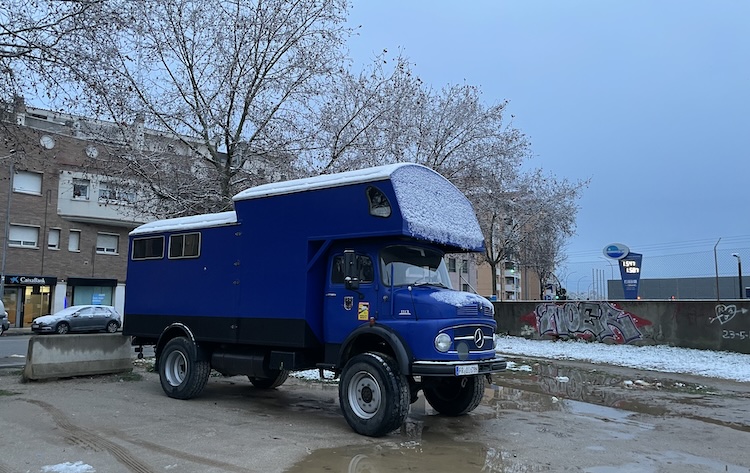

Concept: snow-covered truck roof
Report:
left=131, top=163, right=485, bottom=251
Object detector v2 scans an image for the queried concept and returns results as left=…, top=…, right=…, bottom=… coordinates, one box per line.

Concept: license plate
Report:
left=455, top=364, right=479, bottom=376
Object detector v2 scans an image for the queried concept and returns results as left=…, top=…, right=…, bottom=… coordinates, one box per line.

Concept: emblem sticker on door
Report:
left=344, top=296, right=354, bottom=311
left=358, top=302, right=370, bottom=320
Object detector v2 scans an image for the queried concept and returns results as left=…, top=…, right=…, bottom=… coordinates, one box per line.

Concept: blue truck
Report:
left=123, top=163, right=506, bottom=437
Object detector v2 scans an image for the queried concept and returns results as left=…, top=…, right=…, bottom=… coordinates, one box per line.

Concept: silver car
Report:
left=31, top=305, right=121, bottom=335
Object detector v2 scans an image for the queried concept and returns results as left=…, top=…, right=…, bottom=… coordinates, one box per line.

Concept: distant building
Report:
left=607, top=276, right=746, bottom=300
left=0, top=99, right=189, bottom=326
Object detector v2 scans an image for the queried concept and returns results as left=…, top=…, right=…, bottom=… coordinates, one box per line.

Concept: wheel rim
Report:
left=57, top=324, right=68, bottom=334
left=164, top=350, right=188, bottom=387
left=107, top=322, right=117, bottom=333
left=347, top=370, right=382, bottom=419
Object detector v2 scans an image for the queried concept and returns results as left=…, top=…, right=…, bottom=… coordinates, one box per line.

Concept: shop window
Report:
left=48, top=228, right=61, bottom=250
left=96, top=233, right=119, bottom=254
left=12, top=170, right=42, bottom=195
left=68, top=230, right=81, bottom=252
left=132, top=236, right=165, bottom=260
left=8, top=225, right=39, bottom=248
left=169, top=233, right=201, bottom=259
left=73, top=178, right=90, bottom=200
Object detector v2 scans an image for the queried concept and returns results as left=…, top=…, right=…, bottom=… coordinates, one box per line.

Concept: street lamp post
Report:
left=732, top=253, right=743, bottom=299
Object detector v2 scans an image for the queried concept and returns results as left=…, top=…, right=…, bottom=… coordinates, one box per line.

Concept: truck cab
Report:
left=124, top=163, right=506, bottom=437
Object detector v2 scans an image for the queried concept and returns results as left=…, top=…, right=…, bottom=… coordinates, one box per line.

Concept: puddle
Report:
left=283, top=431, right=515, bottom=473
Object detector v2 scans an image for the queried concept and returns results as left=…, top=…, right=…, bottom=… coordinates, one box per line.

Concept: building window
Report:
left=461, top=260, right=468, bottom=273
left=8, top=225, right=39, bottom=248
left=447, top=257, right=456, bottom=272
left=168, top=233, right=201, bottom=259
left=12, top=170, right=43, bottom=195
left=99, top=181, right=135, bottom=204
left=132, top=236, right=165, bottom=260
left=96, top=233, right=119, bottom=254
left=462, top=283, right=470, bottom=292
left=48, top=228, right=61, bottom=250
left=68, top=230, right=81, bottom=252
left=73, top=178, right=90, bottom=199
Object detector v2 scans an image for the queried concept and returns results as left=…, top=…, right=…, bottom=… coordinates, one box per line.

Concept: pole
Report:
left=1, top=162, right=14, bottom=297
left=732, top=253, right=743, bottom=299
left=714, top=238, right=721, bottom=301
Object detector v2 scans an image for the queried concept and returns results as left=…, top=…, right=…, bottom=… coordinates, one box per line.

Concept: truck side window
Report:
left=169, top=232, right=201, bottom=259
left=367, top=186, right=391, bottom=218
left=331, top=254, right=374, bottom=284
left=132, top=236, right=164, bottom=260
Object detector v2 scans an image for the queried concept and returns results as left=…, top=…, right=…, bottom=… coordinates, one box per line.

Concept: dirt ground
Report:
left=0, top=357, right=749, bottom=473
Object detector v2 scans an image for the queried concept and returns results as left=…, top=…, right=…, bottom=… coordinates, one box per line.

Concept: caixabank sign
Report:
left=603, top=243, right=643, bottom=299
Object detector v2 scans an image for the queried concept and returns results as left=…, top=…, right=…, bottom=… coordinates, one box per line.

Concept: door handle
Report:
left=325, top=293, right=337, bottom=297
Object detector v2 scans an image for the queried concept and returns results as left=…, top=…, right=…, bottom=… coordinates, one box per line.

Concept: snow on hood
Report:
left=430, top=290, right=494, bottom=310
left=33, top=314, right=63, bottom=324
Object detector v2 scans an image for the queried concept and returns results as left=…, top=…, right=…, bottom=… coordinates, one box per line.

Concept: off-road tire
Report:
left=159, top=337, right=211, bottom=400
left=422, top=375, right=485, bottom=416
left=249, top=370, right=289, bottom=389
left=339, top=352, right=410, bottom=437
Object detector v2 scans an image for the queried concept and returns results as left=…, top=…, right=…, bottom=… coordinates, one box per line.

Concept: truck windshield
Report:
left=380, top=245, right=453, bottom=288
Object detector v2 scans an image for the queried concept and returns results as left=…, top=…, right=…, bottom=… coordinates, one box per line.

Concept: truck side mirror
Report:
left=343, top=249, right=360, bottom=290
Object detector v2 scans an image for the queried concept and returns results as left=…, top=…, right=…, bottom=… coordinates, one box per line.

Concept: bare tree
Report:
left=0, top=0, right=114, bottom=103
left=57, top=0, right=350, bottom=217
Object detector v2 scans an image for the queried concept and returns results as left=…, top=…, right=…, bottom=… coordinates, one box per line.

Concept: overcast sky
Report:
left=346, top=1, right=750, bottom=287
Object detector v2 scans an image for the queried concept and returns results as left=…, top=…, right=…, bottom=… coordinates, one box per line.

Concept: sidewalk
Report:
left=3, top=327, right=32, bottom=336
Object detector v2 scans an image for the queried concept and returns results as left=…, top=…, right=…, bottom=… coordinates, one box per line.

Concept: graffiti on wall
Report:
left=521, top=301, right=653, bottom=344
left=710, top=304, right=748, bottom=325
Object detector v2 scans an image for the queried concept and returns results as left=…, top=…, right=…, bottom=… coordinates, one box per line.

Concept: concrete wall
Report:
left=494, top=299, right=750, bottom=354
left=23, top=333, right=133, bottom=380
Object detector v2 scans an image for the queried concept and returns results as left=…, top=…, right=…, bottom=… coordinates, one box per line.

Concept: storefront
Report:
left=66, top=278, right=117, bottom=307
left=1, top=275, right=57, bottom=327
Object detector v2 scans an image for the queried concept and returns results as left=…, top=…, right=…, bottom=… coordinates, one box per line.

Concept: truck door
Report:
left=323, top=252, right=377, bottom=344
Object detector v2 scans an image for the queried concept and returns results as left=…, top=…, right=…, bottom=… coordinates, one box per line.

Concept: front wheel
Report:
left=55, top=322, right=70, bottom=335
left=159, top=337, right=211, bottom=400
left=422, top=376, right=485, bottom=416
left=249, top=370, right=289, bottom=389
left=339, top=352, right=409, bottom=437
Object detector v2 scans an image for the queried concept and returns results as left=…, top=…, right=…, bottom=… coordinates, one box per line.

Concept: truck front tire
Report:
left=159, top=337, right=211, bottom=400
left=339, top=352, right=409, bottom=437
left=422, top=375, right=485, bottom=416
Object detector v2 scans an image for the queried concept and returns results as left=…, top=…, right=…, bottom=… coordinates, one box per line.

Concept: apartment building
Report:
left=1, top=100, right=148, bottom=327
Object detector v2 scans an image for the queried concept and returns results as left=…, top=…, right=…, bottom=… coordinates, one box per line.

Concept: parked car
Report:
left=0, top=301, right=9, bottom=336
left=31, top=305, right=121, bottom=335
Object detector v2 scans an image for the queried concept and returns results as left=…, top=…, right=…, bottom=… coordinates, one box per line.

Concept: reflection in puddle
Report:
left=284, top=431, right=511, bottom=473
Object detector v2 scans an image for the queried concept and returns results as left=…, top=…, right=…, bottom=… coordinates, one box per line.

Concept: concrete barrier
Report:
left=23, top=333, right=133, bottom=380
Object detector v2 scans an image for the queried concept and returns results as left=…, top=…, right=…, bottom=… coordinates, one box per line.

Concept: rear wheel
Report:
left=106, top=321, right=119, bottom=333
left=423, top=376, right=485, bottom=416
left=249, top=370, right=289, bottom=389
left=339, top=352, right=409, bottom=437
left=55, top=322, right=70, bottom=335
left=159, top=337, right=211, bottom=400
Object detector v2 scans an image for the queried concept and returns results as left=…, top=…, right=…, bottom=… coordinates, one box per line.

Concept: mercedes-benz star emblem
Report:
left=474, top=328, right=484, bottom=348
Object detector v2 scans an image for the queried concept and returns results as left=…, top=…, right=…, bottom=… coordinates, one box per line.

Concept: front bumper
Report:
left=411, top=356, right=507, bottom=377
left=31, top=324, right=54, bottom=333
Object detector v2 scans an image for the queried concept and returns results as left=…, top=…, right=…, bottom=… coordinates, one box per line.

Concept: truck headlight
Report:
left=434, top=333, right=451, bottom=353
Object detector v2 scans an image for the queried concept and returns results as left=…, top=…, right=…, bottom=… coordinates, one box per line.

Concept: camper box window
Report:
left=169, top=233, right=201, bottom=259
left=132, top=236, right=165, bottom=260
